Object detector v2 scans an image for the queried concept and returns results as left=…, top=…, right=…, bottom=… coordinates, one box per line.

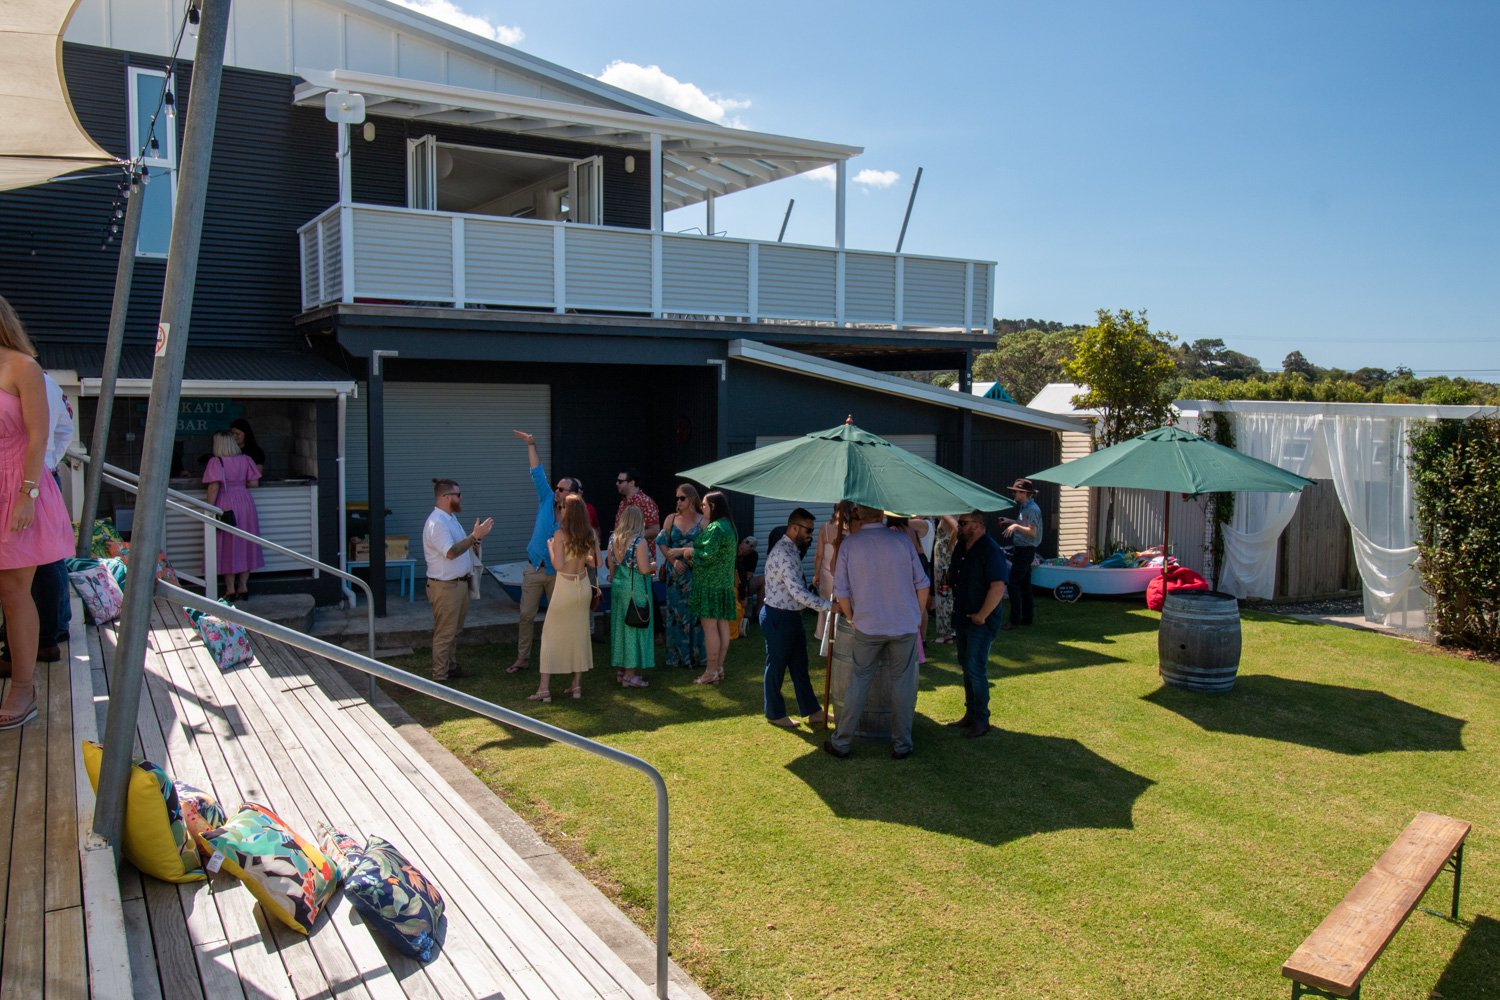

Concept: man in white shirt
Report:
left=423, top=478, right=492, bottom=684
left=1, top=374, right=74, bottom=673
left=760, top=508, right=832, bottom=729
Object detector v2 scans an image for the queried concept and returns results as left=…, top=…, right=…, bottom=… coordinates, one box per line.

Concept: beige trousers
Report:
left=427, top=577, right=470, bottom=680
left=516, top=563, right=556, bottom=663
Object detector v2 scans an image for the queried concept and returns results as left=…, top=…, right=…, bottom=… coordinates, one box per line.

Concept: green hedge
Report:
left=1410, top=416, right=1500, bottom=653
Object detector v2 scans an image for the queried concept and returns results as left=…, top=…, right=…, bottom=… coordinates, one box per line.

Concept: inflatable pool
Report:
left=1030, top=564, right=1162, bottom=595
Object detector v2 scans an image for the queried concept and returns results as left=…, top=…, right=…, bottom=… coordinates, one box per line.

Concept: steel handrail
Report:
left=157, top=580, right=671, bottom=998
left=67, top=450, right=379, bottom=683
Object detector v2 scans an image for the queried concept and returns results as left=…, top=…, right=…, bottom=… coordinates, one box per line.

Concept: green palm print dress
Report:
left=688, top=518, right=738, bottom=621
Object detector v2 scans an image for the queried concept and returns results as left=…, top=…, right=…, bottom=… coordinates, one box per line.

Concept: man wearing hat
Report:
left=1000, top=479, right=1044, bottom=630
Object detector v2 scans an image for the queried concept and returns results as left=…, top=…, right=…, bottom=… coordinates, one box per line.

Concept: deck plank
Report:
left=122, top=894, right=165, bottom=1000
left=43, top=904, right=88, bottom=1000
left=143, top=877, right=208, bottom=1000
left=258, top=638, right=648, bottom=1000
left=296, top=649, right=657, bottom=1000
left=46, top=657, right=82, bottom=912
left=0, top=682, right=19, bottom=972
left=1, top=667, right=49, bottom=1000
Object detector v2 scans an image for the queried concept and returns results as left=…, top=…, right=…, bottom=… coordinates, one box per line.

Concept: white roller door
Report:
left=345, top=382, right=551, bottom=568
left=751, top=434, right=936, bottom=575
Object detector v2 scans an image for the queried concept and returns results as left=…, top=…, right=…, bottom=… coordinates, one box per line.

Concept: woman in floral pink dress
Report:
left=203, top=430, right=264, bottom=601
left=0, top=297, right=76, bottom=729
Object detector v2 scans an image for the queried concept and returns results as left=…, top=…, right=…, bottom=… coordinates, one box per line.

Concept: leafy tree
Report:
left=972, top=327, right=1077, bottom=404
left=1282, top=350, right=1321, bottom=378
left=1175, top=338, right=1262, bottom=381
left=1064, top=309, right=1179, bottom=546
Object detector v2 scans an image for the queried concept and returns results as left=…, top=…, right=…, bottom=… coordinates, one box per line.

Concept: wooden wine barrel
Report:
left=828, top=619, right=895, bottom=742
left=1159, top=591, right=1242, bottom=692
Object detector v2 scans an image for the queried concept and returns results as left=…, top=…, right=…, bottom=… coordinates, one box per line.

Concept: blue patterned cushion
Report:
left=182, top=601, right=255, bottom=668
left=319, top=823, right=445, bottom=961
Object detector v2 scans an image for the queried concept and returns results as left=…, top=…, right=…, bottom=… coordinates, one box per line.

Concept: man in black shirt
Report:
left=946, top=512, right=1009, bottom=738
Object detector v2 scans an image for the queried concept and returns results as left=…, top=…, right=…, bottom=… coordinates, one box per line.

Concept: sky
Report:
left=395, top=0, right=1498, bottom=378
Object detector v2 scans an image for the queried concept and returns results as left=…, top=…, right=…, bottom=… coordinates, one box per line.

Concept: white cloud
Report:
left=806, top=165, right=902, bottom=189
left=596, top=61, right=749, bottom=126
left=854, top=168, right=900, bottom=189
left=389, top=0, right=523, bottom=45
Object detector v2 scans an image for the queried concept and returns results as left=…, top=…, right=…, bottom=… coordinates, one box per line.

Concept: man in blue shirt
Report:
left=507, top=430, right=568, bottom=673
left=946, top=511, right=1009, bottom=738
left=1000, top=478, right=1044, bottom=630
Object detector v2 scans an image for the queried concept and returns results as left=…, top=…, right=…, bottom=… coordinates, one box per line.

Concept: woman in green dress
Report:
left=685, top=491, right=737, bottom=685
left=658, top=483, right=706, bottom=670
left=608, top=504, right=657, bottom=687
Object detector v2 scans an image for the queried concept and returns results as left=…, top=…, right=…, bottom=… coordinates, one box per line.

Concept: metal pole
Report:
left=93, top=0, right=232, bottom=856
left=76, top=174, right=144, bottom=557
left=777, top=199, right=794, bottom=242
left=895, top=166, right=923, bottom=253
left=368, top=350, right=396, bottom=617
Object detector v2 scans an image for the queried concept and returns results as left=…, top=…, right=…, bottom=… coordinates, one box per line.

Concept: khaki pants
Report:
left=427, top=577, right=471, bottom=680
left=516, top=563, right=556, bottom=663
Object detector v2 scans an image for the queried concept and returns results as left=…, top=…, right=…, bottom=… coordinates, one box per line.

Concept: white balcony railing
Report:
left=298, top=204, right=994, bottom=333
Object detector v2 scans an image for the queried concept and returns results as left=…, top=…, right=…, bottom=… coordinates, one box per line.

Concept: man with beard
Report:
left=946, top=510, right=1008, bottom=737
left=422, top=478, right=493, bottom=684
left=759, top=508, right=832, bottom=729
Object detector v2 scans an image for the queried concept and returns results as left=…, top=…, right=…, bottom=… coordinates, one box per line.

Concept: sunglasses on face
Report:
left=445, top=492, right=462, bottom=498
left=675, top=495, right=690, bottom=502
left=958, top=519, right=983, bottom=527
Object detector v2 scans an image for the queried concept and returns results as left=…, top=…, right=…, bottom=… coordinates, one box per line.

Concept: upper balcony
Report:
left=292, top=68, right=994, bottom=335
left=298, top=203, right=994, bottom=333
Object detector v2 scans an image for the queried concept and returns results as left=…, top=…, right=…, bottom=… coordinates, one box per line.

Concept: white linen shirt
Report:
left=42, top=374, right=74, bottom=470
left=423, top=507, right=470, bottom=580
left=763, top=535, right=832, bottom=613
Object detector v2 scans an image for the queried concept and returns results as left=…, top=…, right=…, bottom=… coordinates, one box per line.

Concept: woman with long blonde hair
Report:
left=607, top=503, right=656, bottom=687
left=532, top=494, right=598, bottom=702
left=0, top=297, right=76, bottom=729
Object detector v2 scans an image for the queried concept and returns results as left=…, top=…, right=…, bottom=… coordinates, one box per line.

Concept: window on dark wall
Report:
left=128, top=67, right=178, bottom=258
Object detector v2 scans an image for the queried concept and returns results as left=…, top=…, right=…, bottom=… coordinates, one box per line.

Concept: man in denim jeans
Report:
left=946, top=511, right=1008, bottom=738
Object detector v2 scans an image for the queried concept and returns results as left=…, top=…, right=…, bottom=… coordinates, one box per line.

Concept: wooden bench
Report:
left=1282, top=811, right=1470, bottom=999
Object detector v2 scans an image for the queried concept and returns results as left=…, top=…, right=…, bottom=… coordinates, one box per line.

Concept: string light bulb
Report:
left=149, top=134, right=159, bottom=156
left=164, top=90, right=176, bottom=117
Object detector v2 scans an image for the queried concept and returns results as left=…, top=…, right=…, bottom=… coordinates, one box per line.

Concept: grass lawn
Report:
left=383, top=601, right=1499, bottom=999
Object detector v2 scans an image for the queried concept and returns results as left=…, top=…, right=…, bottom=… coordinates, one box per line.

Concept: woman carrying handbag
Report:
left=608, top=504, right=656, bottom=688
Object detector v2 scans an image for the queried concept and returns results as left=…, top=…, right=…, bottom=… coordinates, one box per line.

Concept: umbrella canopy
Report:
left=1028, top=425, right=1315, bottom=495
left=678, top=421, right=1014, bottom=515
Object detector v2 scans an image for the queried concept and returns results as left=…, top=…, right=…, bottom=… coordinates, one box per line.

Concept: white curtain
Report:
left=1218, top=412, right=1322, bottom=599
left=1321, top=415, right=1426, bottom=627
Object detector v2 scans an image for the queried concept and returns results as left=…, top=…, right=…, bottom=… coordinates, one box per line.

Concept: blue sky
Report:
left=410, top=0, right=1497, bottom=378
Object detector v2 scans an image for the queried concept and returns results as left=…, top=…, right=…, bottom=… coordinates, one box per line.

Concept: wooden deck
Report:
left=1, top=597, right=664, bottom=999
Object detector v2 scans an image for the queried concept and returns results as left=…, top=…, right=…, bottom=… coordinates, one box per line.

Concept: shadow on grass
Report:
left=987, top=601, right=1163, bottom=678
left=1432, top=914, right=1500, bottom=998
left=784, top=724, right=1155, bottom=846
left=1142, top=675, right=1466, bottom=755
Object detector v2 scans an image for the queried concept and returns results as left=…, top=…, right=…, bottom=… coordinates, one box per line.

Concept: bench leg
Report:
left=1292, top=982, right=1359, bottom=1000
left=1446, top=842, right=1464, bottom=920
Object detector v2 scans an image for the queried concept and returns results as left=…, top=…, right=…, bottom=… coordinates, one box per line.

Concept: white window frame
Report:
left=127, top=66, right=179, bottom=259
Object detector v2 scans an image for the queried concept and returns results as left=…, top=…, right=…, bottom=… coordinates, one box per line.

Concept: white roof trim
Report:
left=294, top=68, right=860, bottom=210
left=1177, top=399, right=1493, bottom=420
left=76, top=378, right=356, bottom=399
left=729, top=341, right=1094, bottom=434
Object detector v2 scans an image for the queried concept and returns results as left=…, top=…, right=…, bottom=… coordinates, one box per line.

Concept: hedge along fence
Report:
left=1410, top=415, right=1500, bottom=653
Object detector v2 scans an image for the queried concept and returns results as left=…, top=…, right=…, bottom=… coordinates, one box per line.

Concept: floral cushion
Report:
left=106, top=540, right=180, bottom=584
left=197, top=804, right=341, bottom=934
left=175, top=782, right=226, bottom=859
left=67, top=563, right=124, bottom=625
left=89, top=517, right=125, bottom=558
left=79, top=741, right=206, bottom=882
left=182, top=601, right=255, bottom=669
left=319, top=822, right=445, bottom=961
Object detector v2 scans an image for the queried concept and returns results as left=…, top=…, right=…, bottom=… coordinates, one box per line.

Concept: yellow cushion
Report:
left=80, top=741, right=205, bottom=883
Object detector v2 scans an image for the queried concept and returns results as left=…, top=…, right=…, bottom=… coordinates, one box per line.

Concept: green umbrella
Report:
left=1027, top=424, right=1315, bottom=581
left=678, top=420, right=1014, bottom=515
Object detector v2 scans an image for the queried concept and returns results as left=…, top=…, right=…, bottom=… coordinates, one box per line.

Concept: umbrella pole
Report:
left=1162, top=490, right=1171, bottom=583
left=822, top=612, right=837, bottom=731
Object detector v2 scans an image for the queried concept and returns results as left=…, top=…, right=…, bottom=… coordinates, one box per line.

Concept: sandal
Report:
left=506, top=662, right=532, bottom=674
left=527, top=690, right=551, bottom=703
left=0, top=690, right=38, bottom=731
left=564, top=684, right=583, bottom=699
left=622, top=675, right=649, bottom=688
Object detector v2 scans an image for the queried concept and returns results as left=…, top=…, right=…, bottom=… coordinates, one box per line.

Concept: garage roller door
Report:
left=751, top=434, right=936, bottom=576
left=346, top=383, right=551, bottom=568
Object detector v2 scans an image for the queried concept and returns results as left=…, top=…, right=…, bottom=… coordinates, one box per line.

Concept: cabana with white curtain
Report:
left=1177, top=400, right=1489, bottom=634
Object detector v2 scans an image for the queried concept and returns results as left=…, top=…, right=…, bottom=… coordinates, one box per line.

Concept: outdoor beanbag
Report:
left=1146, top=565, right=1212, bottom=611
left=320, top=822, right=445, bottom=960
left=197, top=803, right=341, bottom=933
left=80, top=741, right=207, bottom=882
left=182, top=601, right=255, bottom=669
left=68, top=563, right=124, bottom=625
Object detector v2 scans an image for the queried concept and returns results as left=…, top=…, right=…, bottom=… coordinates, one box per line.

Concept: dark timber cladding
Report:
left=727, top=362, right=1061, bottom=555
left=0, top=43, right=649, bottom=348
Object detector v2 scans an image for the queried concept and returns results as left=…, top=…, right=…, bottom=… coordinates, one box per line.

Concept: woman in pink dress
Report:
left=203, top=430, right=264, bottom=601
left=0, top=297, right=76, bottom=730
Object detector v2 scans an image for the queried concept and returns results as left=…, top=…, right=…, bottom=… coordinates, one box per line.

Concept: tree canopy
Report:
left=1063, top=309, right=1178, bottom=446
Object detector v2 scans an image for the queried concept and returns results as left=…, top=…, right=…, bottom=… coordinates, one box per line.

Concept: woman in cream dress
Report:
left=531, top=495, right=599, bottom=702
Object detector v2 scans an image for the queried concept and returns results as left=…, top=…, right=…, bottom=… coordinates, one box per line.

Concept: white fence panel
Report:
left=902, top=257, right=968, bottom=327
left=353, top=210, right=452, bottom=301
left=661, top=235, right=750, bottom=315
left=843, top=253, right=898, bottom=324
left=757, top=244, right=837, bottom=321
left=565, top=227, right=652, bottom=311
left=464, top=218, right=555, bottom=307
left=320, top=213, right=342, bottom=303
